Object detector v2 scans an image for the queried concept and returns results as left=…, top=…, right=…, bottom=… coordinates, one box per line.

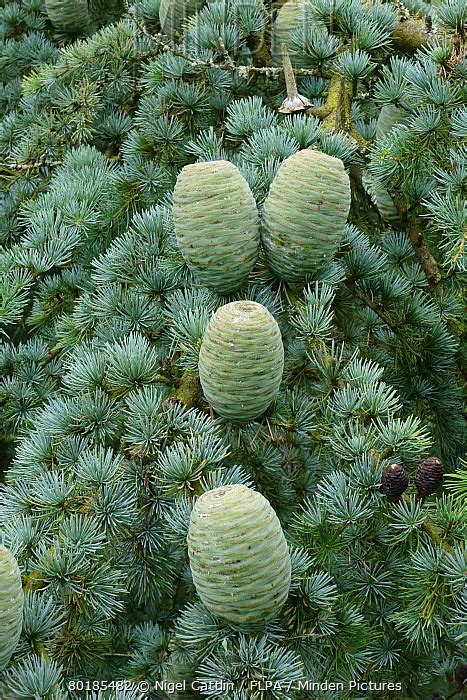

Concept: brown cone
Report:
left=381, top=463, right=409, bottom=501
left=414, top=456, right=444, bottom=498
left=455, top=664, right=467, bottom=691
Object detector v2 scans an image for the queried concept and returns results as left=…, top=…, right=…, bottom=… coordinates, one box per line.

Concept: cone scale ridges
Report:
left=0, top=545, right=23, bottom=671
left=45, top=0, right=89, bottom=32
left=173, top=161, right=260, bottom=293
left=415, top=456, right=444, bottom=498
left=187, top=485, right=291, bottom=628
left=198, top=301, right=284, bottom=423
left=362, top=170, right=401, bottom=227
left=376, top=104, right=409, bottom=140
left=381, top=463, right=409, bottom=501
left=271, top=0, right=312, bottom=68
left=159, top=0, right=204, bottom=41
left=261, top=149, right=351, bottom=281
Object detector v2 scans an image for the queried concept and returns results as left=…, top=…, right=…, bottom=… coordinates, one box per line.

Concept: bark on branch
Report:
left=392, top=194, right=442, bottom=289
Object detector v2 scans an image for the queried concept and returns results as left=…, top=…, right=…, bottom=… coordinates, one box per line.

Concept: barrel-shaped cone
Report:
left=362, top=170, right=401, bottom=227
left=376, top=104, right=409, bottom=140
left=271, top=0, right=313, bottom=68
left=0, top=545, right=23, bottom=671
left=159, top=0, right=205, bottom=41
left=198, top=301, right=284, bottom=423
left=261, top=148, right=351, bottom=281
left=45, top=0, right=89, bottom=32
left=173, top=161, right=260, bottom=293
left=188, top=484, right=291, bottom=629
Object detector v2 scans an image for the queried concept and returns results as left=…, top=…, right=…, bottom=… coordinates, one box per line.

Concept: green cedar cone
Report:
left=373, top=104, right=411, bottom=228
left=362, top=170, right=401, bottom=227
left=164, top=651, right=198, bottom=698
left=415, top=456, right=444, bottom=498
left=159, top=0, right=205, bottom=41
left=187, top=484, right=291, bottom=629
left=376, top=104, right=410, bottom=140
left=0, top=545, right=23, bottom=671
left=173, top=161, right=260, bottom=294
left=261, top=148, right=351, bottom=281
left=271, top=0, right=312, bottom=68
left=45, top=0, right=89, bottom=32
left=198, top=301, right=284, bottom=423
left=381, top=463, right=409, bottom=501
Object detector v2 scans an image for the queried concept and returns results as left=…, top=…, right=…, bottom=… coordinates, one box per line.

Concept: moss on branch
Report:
left=391, top=18, right=431, bottom=54
left=392, top=193, right=442, bottom=288
left=307, top=74, right=367, bottom=147
left=172, top=370, right=202, bottom=408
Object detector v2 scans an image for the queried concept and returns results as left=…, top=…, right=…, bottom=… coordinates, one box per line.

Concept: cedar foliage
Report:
left=0, top=0, right=465, bottom=696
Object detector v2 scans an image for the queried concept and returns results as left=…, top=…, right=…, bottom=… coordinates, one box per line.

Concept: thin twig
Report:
left=402, top=494, right=454, bottom=555
left=128, top=6, right=321, bottom=77
left=345, top=279, right=398, bottom=330
left=0, top=159, right=62, bottom=172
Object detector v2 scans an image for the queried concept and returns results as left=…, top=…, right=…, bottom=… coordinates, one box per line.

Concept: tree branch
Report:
left=421, top=519, right=455, bottom=555
left=0, top=159, right=62, bottom=173
left=402, top=495, right=454, bottom=555
left=345, top=279, right=398, bottom=330
left=172, top=370, right=202, bottom=408
left=392, top=194, right=442, bottom=289
left=306, top=74, right=367, bottom=147
left=128, top=6, right=322, bottom=77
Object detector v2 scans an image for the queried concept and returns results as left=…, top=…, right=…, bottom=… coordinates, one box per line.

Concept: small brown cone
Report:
left=414, top=456, right=444, bottom=498
left=380, top=463, right=408, bottom=502
left=455, top=664, right=467, bottom=692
